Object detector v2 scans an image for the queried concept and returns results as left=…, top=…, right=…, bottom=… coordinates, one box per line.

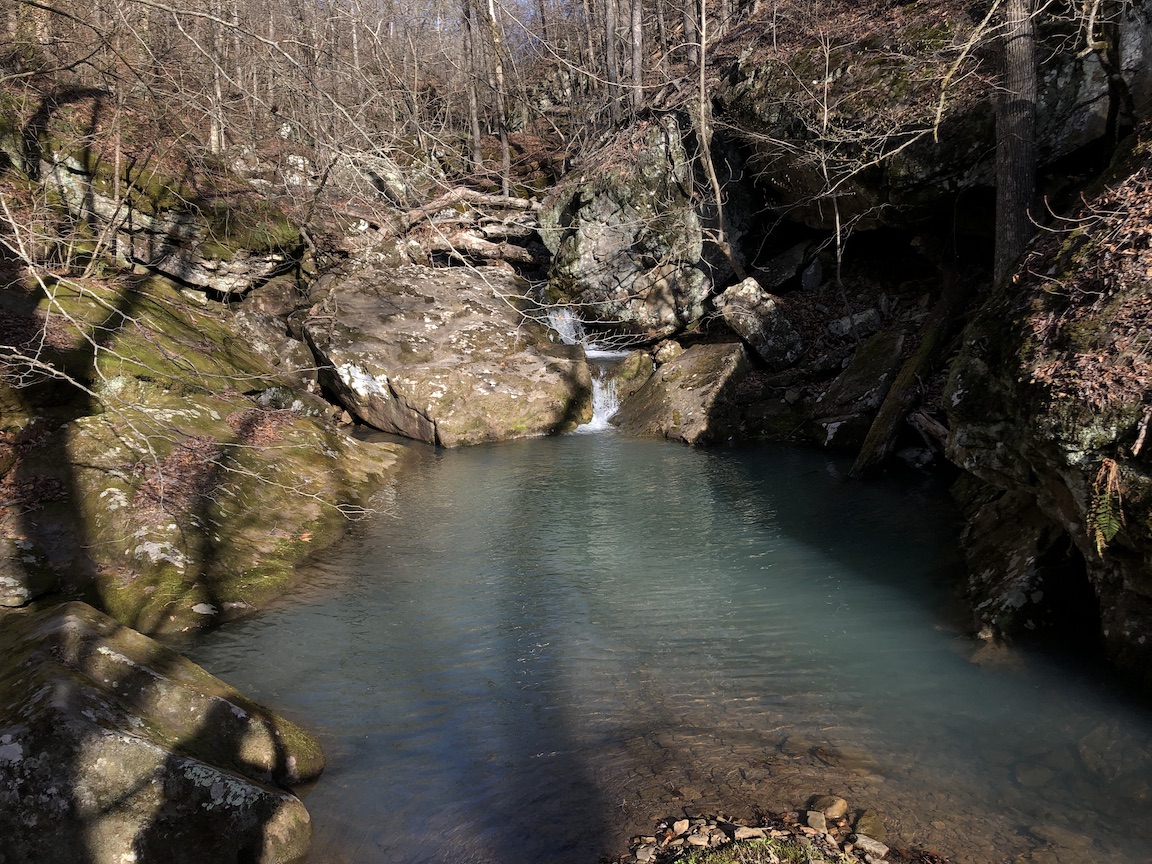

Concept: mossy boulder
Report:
left=0, top=274, right=402, bottom=635
left=9, top=88, right=300, bottom=295
left=304, top=259, right=592, bottom=447
left=0, top=601, right=318, bottom=863
left=538, top=115, right=711, bottom=339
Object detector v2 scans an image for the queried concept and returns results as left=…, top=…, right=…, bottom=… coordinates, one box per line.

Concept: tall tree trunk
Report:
left=604, top=0, right=621, bottom=121
left=463, top=0, right=484, bottom=170
left=630, top=0, right=643, bottom=113
left=484, top=0, right=512, bottom=194
left=993, top=0, right=1036, bottom=285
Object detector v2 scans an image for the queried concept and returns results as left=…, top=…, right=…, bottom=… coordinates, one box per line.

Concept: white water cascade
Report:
left=546, top=307, right=629, bottom=433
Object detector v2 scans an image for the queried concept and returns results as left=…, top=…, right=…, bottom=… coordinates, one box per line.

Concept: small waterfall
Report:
left=545, top=306, right=627, bottom=433
left=547, top=306, right=586, bottom=346
left=577, top=366, right=620, bottom=433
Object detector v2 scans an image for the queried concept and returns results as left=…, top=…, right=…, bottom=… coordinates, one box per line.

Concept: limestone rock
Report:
left=305, top=261, right=591, bottom=446
left=539, top=116, right=713, bottom=339
left=810, top=795, right=849, bottom=820
left=38, top=154, right=299, bottom=297
left=715, top=277, right=803, bottom=371
left=612, top=343, right=750, bottom=445
left=852, top=834, right=890, bottom=859
left=0, top=602, right=319, bottom=863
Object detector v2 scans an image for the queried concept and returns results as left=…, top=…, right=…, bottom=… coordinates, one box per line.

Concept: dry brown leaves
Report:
left=226, top=407, right=293, bottom=445
left=133, top=435, right=223, bottom=515
left=1023, top=154, right=1152, bottom=411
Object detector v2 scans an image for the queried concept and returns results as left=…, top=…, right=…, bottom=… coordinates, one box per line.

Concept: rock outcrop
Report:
left=0, top=275, right=400, bottom=635
left=946, top=135, right=1152, bottom=683
left=0, top=602, right=319, bottom=864
left=538, top=116, right=710, bottom=339
left=714, top=277, right=803, bottom=371
left=304, top=258, right=591, bottom=446
left=714, top=2, right=1152, bottom=231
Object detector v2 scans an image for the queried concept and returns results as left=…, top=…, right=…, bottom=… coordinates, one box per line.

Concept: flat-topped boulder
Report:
left=304, top=261, right=592, bottom=446
left=0, top=602, right=320, bottom=863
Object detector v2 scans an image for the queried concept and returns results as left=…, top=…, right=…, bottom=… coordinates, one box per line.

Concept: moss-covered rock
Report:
left=612, top=342, right=750, bottom=445
left=0, top=601, right=318, bottom=863
left=1, top=273, right=402, bottom=635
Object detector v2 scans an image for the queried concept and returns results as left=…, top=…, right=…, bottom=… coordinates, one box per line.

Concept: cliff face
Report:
left=946, top=132, right=1152, bottom=684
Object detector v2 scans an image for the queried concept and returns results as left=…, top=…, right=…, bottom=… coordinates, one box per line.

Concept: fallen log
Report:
left=848, top=273, right=969, bottom=479
left=424, top=231, right=539, bottom=265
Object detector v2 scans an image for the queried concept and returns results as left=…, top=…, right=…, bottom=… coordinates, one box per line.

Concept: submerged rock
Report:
left=612, top=342, right=750, bottom=445
left=305, top=260, right=591, bottom=446
left=0, top=602, right=319, bottom=863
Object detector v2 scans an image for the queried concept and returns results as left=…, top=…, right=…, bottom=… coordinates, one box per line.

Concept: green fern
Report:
left=1089, top=458, right=1124, bottom=556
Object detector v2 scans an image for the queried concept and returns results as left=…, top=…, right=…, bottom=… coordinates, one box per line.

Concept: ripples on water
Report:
left=189, top=436, right=1152, bottom=864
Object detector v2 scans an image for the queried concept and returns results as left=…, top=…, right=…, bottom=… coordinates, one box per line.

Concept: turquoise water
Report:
left=190, top=435, right=1152, bottom=864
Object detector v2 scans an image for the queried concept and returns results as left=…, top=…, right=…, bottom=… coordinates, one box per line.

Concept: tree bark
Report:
left=993, top=0, right=1036, bottom=286
left=630, top=0, right=643, bottom=113
left=604, top=0, right=621, bottom=121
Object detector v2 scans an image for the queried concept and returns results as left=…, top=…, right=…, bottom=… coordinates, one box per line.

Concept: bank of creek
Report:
left=189, top=433, right=1152, bottom=864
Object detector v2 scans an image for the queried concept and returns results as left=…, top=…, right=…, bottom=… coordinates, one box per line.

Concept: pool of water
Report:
left=189, top=435, right=1152, bottom=864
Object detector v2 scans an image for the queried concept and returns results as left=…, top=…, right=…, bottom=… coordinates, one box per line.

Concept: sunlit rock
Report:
left=304, top=261, right=591, bottom=446
left=0, top=602, right=320, bottom=863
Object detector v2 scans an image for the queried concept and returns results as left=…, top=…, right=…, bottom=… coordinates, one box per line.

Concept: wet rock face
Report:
left=304, top=259, right=592, bottom=446
left=0, top=602, right=319, bottom=864
left=945, top=139, right=1152, bottom=685
left=612, top=343, right=750, bottom=445
left=538, top=116, right=710, bottom=339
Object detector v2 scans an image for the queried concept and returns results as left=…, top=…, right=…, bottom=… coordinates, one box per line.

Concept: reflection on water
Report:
left=189, top=436, right=1152, bottom=864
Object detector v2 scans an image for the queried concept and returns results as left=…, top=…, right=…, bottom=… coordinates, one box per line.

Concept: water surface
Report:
left=190, top=435, right=1152, bottom=864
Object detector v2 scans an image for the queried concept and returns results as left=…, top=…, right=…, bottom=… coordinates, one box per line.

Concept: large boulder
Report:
left=945, top=136, right=1152, bottom=684
left=612, top=342, right=750, bottom=445
left=714, top=277, right=803, bottom=370
left=538, top=116, right=711, bottom=338
left=0, top=602, right=318, bottom=863
left=304, top=260, right=591, bottom=446
left=0, top=275, right=400, bottom=635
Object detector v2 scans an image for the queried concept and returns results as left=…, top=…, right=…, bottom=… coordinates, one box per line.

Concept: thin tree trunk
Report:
left=993, top=0, right=1036, bottom=285
left=485, top=0, right=511, bottom=194
left=684, top=0, right=698, bottom=67
left=630, top=0, right=643, bottom=112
